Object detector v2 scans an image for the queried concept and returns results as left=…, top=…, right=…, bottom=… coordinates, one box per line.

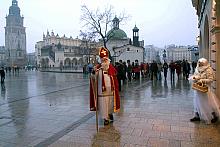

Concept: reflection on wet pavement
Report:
left=1, top=71, right=220, bottom=147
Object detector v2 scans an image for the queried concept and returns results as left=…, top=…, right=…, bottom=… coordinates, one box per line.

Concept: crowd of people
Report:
left=87, top=58, right=198, bottom=90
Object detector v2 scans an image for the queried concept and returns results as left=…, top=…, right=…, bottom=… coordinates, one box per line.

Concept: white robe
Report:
left=194, top=88, right=220, bottom=124
left=97, top=69, right=114, bottom=119
left=191, top=64, right=220, bottom=124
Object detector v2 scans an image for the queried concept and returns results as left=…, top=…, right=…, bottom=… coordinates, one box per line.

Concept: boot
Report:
left=104, top=119, right=110, bottom=125
left=190, top=112, right=200, bottom=122
left=109, top=114, right=114, bottom=121
left=211, top=112, right=218, bottom=123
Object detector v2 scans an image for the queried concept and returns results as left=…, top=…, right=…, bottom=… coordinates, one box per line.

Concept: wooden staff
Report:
left=95, top=75, right=98, bottom=132
left=91, top=71, right=99, bottom=132
left=93, top=67, right=103, bottom=132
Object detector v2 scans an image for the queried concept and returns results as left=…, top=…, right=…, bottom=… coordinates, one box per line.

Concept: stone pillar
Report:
left=215, top=0, right=220, bottom=99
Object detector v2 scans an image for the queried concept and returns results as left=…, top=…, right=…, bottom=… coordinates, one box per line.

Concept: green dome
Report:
left=107, top=28, right=127, bottom=40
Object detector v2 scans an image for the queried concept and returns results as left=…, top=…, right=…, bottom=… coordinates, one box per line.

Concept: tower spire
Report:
left=9, top=0, right=20, bottom=16
left=133, top=24, right=139, bottom=47
left=12, top=0, right=18, bottom=6
left=112, top=16, right=119, bottom=29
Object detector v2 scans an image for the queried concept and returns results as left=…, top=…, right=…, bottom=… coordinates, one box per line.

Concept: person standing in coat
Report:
left=163, top=61, right=168, bottom=80
left=0, top=67, right=5, bottom=84
left=169, top=60, right=176, bottom=81
left=175, top=62, right=181, bottom=80
left=190, top=58, right=220, bottom=124
left=90, top=47, right=120, bottom=125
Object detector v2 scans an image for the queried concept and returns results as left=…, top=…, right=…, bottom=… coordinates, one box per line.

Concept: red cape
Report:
left=90, top=64, right=120, bottom=112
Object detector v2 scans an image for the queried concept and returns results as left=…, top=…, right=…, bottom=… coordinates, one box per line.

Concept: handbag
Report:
left=192, top=81, right=208, bottom=93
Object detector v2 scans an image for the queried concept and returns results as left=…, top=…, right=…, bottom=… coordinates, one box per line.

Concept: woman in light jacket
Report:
left=190, top=58, right=220, bottom=124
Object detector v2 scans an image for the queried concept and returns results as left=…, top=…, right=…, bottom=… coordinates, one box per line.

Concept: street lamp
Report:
left=195, top=36, right=200, bottom=61
left=196, top=36, right=200, bottom=42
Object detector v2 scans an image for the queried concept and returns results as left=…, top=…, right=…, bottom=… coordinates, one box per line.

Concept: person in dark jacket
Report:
left=192, top=61, right=197, bottom=73
left=115, top=60, right=124, bottom=91
left=175, top=62, right=182, bottom=80
left=163, top=61, right=168, bottom=80
left=185, top=60, right=191, bottom=79
left=0, top=67, right=5, bottom=84
left=150, top=60, right=158, bottom=80
left=169, top=60, right=176, bottom=80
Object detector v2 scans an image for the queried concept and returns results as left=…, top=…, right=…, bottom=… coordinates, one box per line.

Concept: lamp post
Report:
left=163, top=49, right=166, bottom=62
left=195, top=36, right=200, bottom=60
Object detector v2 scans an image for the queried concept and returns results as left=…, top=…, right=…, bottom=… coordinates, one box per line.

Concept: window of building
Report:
left=127, top=48, right=130, bottom=51
left=137, top=50, right=138, bottom=52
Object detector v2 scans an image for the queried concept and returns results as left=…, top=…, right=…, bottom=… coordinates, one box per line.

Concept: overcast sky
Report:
left=0, top=0, right=198, bottom=53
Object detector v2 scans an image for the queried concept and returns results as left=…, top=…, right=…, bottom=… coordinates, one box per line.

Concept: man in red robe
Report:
left=90, top=47, right=120, bottom=125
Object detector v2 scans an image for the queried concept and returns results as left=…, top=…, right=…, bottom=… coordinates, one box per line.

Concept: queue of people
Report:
left=87, top=57, right=200, bottom=91
left=112, top=59, right=197, bottom=83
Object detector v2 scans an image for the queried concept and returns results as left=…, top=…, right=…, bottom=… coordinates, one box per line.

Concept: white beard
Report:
left=101, top=62, right=110, bottom=71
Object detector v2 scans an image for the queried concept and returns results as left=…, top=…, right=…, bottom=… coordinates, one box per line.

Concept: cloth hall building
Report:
left=35, top=31, right=97, bottom=69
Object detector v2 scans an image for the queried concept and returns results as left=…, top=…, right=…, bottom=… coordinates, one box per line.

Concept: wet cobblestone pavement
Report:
left=0, top=71, right=220, bottom=147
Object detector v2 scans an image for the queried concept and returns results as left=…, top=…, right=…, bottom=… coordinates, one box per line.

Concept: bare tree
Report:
left=79, top=30, right=96, bottom=63
left=80, top=4, right=129, bottom=50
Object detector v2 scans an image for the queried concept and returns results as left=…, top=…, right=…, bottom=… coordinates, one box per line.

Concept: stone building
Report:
left=5, top=0, right=27, bottom=67
left=35, top=31, right=98, bottom=68
left=144, top=45, right=160, bottom=63
left=27, top=52, right=36, bottom=67
left=106, top=16, right=144, bottom=63
left=113, top=44, right=144, bottom=63
left=166, top=45, right=192, bottom=62
left=0, top=46, right=6, bottom=67
left=192, top=0, right=220, bottom=98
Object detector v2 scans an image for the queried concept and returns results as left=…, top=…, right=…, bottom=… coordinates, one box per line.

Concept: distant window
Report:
left=137, top=50, right=138, bottom=52
left=127, top=48, right=130, bottom=51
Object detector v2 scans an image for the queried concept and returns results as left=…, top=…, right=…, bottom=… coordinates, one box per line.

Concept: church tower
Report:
left=5, top=0, right=27, bottom=67
left=112, top=16, right=119, bottom=29
left=133, top=25, right=139, bottom=47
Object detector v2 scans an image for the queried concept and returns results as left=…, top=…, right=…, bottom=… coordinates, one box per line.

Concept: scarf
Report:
left=195, top=64, right=211, bottom=74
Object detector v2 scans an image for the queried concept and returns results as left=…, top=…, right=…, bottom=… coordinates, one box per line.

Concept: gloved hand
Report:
left=198, top=79, right=210, bottom=84
left=192, top=75, right=200, bottom=80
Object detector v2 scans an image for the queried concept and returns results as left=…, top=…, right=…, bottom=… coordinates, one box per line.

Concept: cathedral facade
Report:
left=5, top=0, right=27, bottom=67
